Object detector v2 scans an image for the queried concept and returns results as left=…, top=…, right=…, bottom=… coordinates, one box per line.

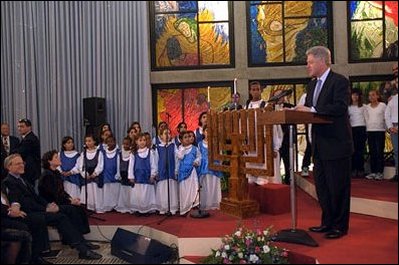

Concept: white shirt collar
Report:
left=318, top=68, right=331, bottom=85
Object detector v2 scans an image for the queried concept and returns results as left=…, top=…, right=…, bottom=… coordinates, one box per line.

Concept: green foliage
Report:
left=294, top=27, right=328, bottom=63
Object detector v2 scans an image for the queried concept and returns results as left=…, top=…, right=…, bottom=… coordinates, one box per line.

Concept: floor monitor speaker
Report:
left=111, top=228, right=174, bottom=264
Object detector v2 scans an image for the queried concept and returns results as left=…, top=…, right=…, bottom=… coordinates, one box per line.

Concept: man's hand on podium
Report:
left=295, top=105, right=312, bottom=112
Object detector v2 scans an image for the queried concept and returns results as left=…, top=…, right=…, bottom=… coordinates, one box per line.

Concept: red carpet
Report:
left=89, top=189, right=398, bottom=264
left=300, top=173, right=398, bottom=202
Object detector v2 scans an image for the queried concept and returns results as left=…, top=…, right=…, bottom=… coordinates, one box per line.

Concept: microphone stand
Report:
left=190, top=173, right=209, bottom=218
left=83, top=146, right=105, bottom=222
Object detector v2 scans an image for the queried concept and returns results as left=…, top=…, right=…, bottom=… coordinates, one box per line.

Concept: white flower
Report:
left=238, top=252, right=244, bottom=259
left=224, top=245, right=230, bottom=251
left=257, top=236, right=261, bottom=241
left=215, top=251, right=221, bottom=257
left=222, top=252, right=227, bottom=258
left=249, top=254, right=259, bottom=262
left=263, top=230, right=269, bottom=236
left=263, top=245, right=270, bottom=253
left=235, top=230, right=242, bottom=237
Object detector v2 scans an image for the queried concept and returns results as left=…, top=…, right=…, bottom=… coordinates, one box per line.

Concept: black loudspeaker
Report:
left=83, top=97, right=106, bottom=126
left=111, top=228, right=174, bottom=264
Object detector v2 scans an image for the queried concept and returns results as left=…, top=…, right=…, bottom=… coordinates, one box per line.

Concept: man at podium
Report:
left=296, top=46, right=353, bottom=239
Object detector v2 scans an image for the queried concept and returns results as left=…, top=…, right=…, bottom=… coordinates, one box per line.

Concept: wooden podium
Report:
left=258, top=109, right=331, bottom=247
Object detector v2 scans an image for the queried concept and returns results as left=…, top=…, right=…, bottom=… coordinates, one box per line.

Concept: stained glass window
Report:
left=348, top=1, right=398, bottom=61
left=247, top=1, right=332, bottom=66
left=156, top=85, right=231, bottom=136
left=151, top=1, right=233, bottom=70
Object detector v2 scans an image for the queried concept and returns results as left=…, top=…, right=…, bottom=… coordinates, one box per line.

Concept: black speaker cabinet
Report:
left=111, top=228, right=174, bottom=264
left=83, top=97, right=106, bottom=126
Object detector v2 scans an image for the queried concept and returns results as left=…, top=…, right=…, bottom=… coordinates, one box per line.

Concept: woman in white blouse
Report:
left=348, top=89, right=367, bottom=178
left=364, top=90, right=386, bottom=180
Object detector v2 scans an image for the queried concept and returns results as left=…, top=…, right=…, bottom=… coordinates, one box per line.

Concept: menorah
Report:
left=207, top=106, right=275, bottom=218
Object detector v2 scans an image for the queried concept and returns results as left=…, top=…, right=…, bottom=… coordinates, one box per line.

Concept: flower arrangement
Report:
left=202, top=226, right=289, bottom=264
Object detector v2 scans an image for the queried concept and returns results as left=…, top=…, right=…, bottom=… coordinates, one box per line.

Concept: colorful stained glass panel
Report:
left=155, top=15, right=199, bottom=67
left=284, top=1, right=313, bottom=17
left=156, top=86, right=231, bottom=136
left=155, top=1, right=197, bottom=12
left=199, top=23, right=230, bottom=65
left=248, top=1, right=330, bottom=65
left=153, top=1, right=232, bottom=69
left=157, top=89, right=183, bottom=136
left=349, top=1, right=398, bottom=61
left=351, top=21, right=384, bottom=59
left=198, top=1, right=229, bottom=21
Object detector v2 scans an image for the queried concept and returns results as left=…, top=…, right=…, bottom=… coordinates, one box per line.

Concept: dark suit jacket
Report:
left=2, top=173, right=48, bottom=214
left=1, top=143, right=7, bottom=180
left=13, top=131, right=41, bottom=184
left=305, top=71, right=354, bottom=160
left=9, top=135, right=20, bottom=154
left=39, top=169, right=71, bottom=205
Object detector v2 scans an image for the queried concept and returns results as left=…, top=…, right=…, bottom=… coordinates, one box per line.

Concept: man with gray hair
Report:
left=296, top=46, right=353, bottom=239
left=2, top=154, right=102, bottom=260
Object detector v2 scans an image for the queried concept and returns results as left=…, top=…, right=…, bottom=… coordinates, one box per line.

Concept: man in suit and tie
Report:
left=13, top=119, right=41, bottom=187
left=2, top=153, right=102, bottom=260
left=1, top=123, right=20, bottom=155
left=296, top=46, right=353, bottom=239
left=1, top=123, right=20, bottom=179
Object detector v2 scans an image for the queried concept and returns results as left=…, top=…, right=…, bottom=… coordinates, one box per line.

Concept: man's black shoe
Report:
left=325, top=229, right=346, bottom=239
left=85, top=241, right=101, bottom=250
left=308, top=225, right=331, bottom=233
left=78, top=250, right=102, bottom=260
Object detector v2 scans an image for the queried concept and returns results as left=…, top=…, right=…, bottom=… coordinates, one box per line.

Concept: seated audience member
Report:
left=39, top=150, right=94, bottom=238
left=1, top=193, right=32, bottom=264
left=2, top=154, right=102, bottom=260
left=1, top=189, right=55, bottom=264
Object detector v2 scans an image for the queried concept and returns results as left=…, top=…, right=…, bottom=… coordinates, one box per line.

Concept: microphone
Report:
left=268, top=88, right=293, bottom=103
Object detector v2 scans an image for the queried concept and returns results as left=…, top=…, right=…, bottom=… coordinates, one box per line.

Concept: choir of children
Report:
left=50, top=94, right=287, bottom=215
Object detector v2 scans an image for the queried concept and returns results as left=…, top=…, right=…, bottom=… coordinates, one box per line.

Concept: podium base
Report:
left=190, top=210, right=210, bottom=218
left=272, top=229, right=319, bottom=247
left=220, top=198, right=259, bottom=219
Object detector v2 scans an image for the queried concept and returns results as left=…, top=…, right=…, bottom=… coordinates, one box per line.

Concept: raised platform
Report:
left=48, top=188, right=398, bottom=264
left=295, top=173, right=398, bottom=220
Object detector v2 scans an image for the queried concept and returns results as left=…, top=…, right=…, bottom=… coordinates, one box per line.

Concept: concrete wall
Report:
left=150, top=1, right=394, bottom=101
